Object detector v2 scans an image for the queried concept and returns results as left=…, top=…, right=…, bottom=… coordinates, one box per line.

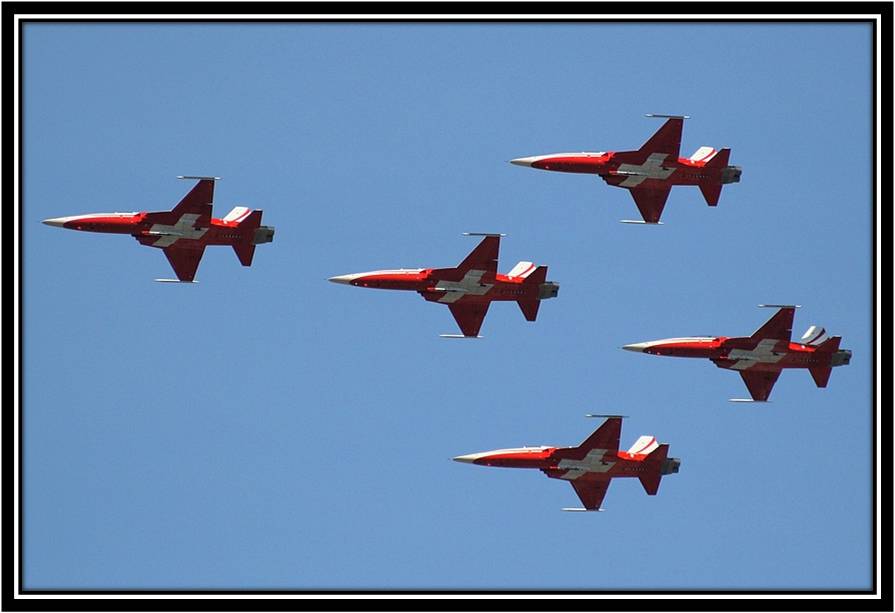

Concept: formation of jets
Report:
left=41, top=115, right=850, bottom=513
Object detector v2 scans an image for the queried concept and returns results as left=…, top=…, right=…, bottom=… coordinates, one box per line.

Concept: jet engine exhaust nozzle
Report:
left=253, top=226, right=275, bottom=245
left=661, top=458, right=681, bottom=475
left=831, top=349, right=852, bottom=367
left=539, top=282, right=560, bottom=300
left=721, top=165, right=742, bottom=184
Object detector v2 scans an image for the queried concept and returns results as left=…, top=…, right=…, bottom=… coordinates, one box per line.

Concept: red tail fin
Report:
left=517, top=301, right=540, bottom=321
left=523, top=265, right=548, bottom=284
left=232, top=243, right=256, bottom=267
left=235, top=209, right=263, bottom=230
left=229, top=210, right=264, bottom=266
left=814, top=336, right=842, bottom=353
left=699, top=182, right=723, bottom=206
left=809, top=366, right=832, bottom=388
left=638, top=444, right=670, bottom=495
left=808, top=336, right=842, bottom=388
left=704, top=147, right=731, bottom=168
left=698, top=149, right=730, bottom=206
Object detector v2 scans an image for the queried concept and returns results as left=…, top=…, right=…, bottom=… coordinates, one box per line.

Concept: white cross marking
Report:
left=616, top=153, right=676, bottom=187
left=436, top=270, right=494, bottom=303
left=557, top=448, right=616, bottom=479
left=149, top=214, right=208, bottom=247
left=727, top=338, right=786, bottom=370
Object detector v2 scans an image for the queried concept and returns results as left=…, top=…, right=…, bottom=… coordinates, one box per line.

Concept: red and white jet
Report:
left=454, top=416, right=680, bottom=512
left=623, top=305, right=852, bottom=402
left=510, top=114, right=742, bottom=224
left=42, top=177, right=274, bottom=283
left=329, top=233, right=559, bottom=338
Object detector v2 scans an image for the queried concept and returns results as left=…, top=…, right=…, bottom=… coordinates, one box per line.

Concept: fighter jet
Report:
left=42, top=177, right=275, bottom=283
left=510, top=114, right=742, bottom=224
left=453, top=416, right=680, bottom=512
left=623, top=305, right=852, bottom=402
left=329, top=233, right=559, bottom=338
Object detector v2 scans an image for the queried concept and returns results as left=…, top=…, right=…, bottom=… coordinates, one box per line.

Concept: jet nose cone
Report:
left=510, top=157, right=536, bottom=167
left=623, top=343, right=648, bottom=352
left=452, top=454, right=478, bottom=464
left=328, top=274, right=355, bottom=285
left=42, top=217, right=67, bottom=228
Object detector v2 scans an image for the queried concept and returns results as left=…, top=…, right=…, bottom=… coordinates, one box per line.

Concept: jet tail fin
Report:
left=507, top=261, right=547, bottom=283
left=227, top=209, right=265, bottom=267
left=809, top=366, right=833, bottom=388
left=698, top=182, right=723, bottom=206
left=696, top=149, right=730, bottom=206
left=227, top=208, right=263, bottom=230
left=703, top=147, right=731, bottom=168
left=638, top=444, right=670, bottom=495
left=813, top=336, right=842, bottom=353
left=232, top=242, right=256, bottom=267
left=512, top=266, right=552, bottom=321
left=808, top=336, right=843, bottom=388
left=517, top=300, right=540, bottom=321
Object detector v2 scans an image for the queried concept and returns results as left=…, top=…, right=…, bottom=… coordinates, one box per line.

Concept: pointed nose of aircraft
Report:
left=452, top=454, right=479, bottom=464
left=510, top=156, right=537, bottom=167
left=42, top=217, right=68, bottom=228
left=328, top=274, right=357, bottom=285
left=622, top=342, right=649, bottom=352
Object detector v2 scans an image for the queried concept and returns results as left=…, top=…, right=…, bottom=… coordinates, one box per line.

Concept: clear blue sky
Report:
left=22, top=22, right=874, bottom=590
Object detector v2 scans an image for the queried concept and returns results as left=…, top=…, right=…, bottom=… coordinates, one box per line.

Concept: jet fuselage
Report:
left=42, top=212, right=275, bottom=248
left=623, top=336, right=852, bottom=373
left=329, top=268, right=557, bottom=305
left=511, top=151, right=742, bottom=189
left=454, top=443, right=680, bottom=478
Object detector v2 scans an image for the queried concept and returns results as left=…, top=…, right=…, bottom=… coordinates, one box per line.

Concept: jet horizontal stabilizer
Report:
left=439, top=334, right=483, bottom=339
left=758, top=304, right=802, bottom=309
left=585, top=414, right=628, bottom=419
left=645, top=113, right=690, bottom=119
left=462, top=232, right=506, bottom=237
left=153, top=278, right=199, bottom=283
left=728, top=398, right=769, bottom=403
left=620, top=219, right=664, bottom=225
left=561, top=507, right=604, bottom=512
left=177, top=175, right=221, bottom=181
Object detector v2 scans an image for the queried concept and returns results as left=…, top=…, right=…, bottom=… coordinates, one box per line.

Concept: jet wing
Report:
left=447, top=302, right=490, bottom=337
left=570, top=476, right=612, bottom=511
left=739, top=369, right=781, bottom=402
left=575, top=417, right=622, bottom=454
left=163, top=245, right=206, bottom=282
left=750, top=306, right=795, bottom=344
left=628, top=186, right=671, bottom=224
left=171, top=179, right=215, bottom=224
left=638, top=116, right=683, bottom=160
left=456, top=235, right=499, bottom=275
